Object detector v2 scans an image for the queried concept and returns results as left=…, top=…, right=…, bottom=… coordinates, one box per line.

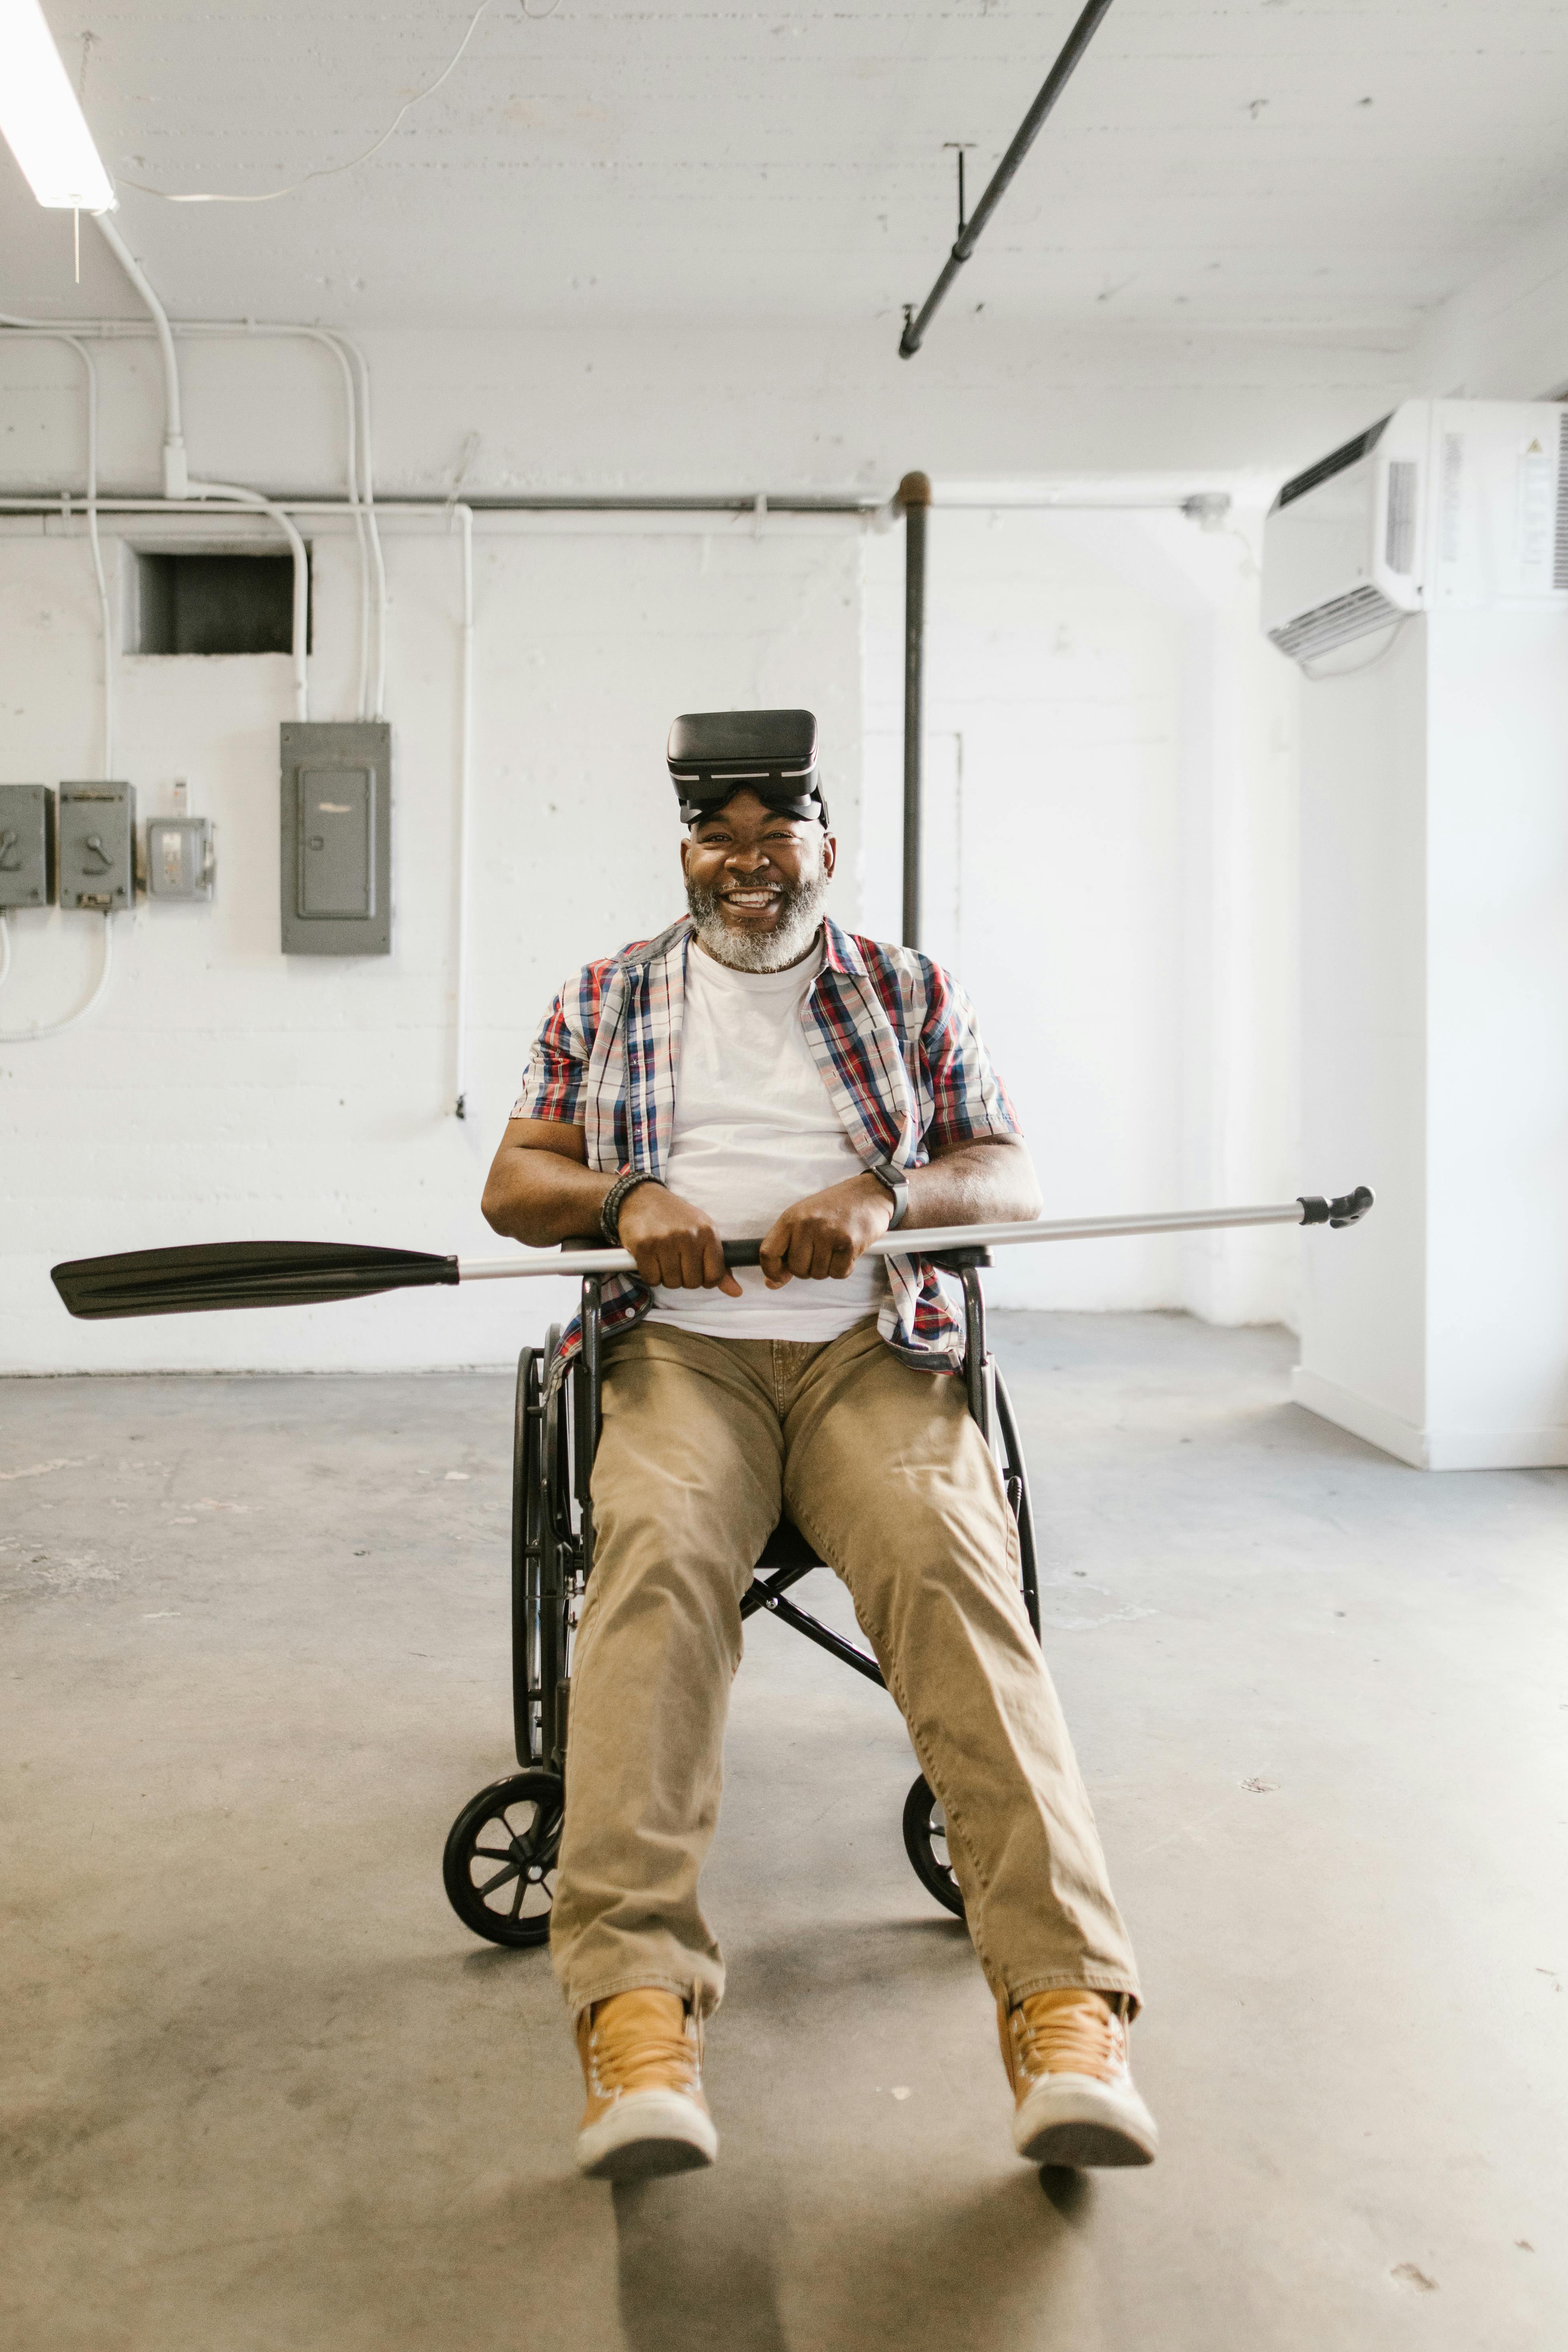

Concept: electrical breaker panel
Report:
left=59, top=783, right=136, bottom=911
left=146, top=816, right=215, bottom=901
left=0, top=785, right=55, bottom=908
left=279, top=723, right=391, bottom=955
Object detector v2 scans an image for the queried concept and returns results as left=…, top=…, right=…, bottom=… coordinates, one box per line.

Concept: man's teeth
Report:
left=726, top=890, right=778, bottom=908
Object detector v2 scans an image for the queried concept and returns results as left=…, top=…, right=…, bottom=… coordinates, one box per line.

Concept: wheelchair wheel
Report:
left=443, top=1770, right=564, bottom=1949
left=902, top=1773, right=966, bottom=1918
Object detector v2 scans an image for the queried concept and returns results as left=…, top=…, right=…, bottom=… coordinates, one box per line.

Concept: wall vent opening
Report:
left=133, top=550, right=311, bottom=657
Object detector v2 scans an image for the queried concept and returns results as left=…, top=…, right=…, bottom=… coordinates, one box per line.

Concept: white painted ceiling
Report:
left=4, top=0, right=1568, bottom=338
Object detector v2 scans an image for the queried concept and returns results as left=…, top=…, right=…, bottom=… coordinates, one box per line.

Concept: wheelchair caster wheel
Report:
left=443, top=1770, right=564, bottom=1948
left=902, top=1774, right=966, bottom=1918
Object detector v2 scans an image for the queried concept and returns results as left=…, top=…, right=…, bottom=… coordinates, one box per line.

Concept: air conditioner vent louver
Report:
left=1385, top=461, right=1418, bottom=574
left=1554, top=410, right=1568, bottom=592
left=1276, top=415, right=1392, bottom=510
left=1268, top=585, right=1402, bottom=662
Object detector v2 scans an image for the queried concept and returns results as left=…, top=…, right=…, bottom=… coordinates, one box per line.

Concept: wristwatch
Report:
left=866, top=1159, right=909, bottom=1230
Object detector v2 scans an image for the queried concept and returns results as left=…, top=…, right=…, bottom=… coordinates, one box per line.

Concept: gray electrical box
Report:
left=280, top=723, right=391, bottom=955
left=59, top=783, right=136, bottom=911
left=147, top=815, right=215, bottom=901
left=0, top=785, right=55, bottom=908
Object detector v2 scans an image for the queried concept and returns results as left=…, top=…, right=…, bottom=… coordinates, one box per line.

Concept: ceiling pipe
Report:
left=0, top=490, right=889, bottom=519
left=899, top=0, right=1117, bottom=360
left=898, top=470, right=931, bottom=951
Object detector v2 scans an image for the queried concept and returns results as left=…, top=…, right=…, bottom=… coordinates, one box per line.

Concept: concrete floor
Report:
left=2, top=1312, right=1564, bottom=2352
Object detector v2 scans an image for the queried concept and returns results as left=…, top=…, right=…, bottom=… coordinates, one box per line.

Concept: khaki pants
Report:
left=550, top=1316, right=1140, bottom=2021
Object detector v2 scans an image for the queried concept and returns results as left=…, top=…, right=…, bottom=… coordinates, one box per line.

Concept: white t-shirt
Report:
left=645, top=938, right=889, bottom=1341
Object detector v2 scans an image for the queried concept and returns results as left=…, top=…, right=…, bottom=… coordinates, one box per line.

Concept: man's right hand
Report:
left=618, top=1184, right=744, bottom=1296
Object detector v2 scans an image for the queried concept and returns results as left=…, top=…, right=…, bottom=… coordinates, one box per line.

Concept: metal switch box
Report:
left=280, top=723, right=391, bottom=955
left=147, top=815, right=215, bottom=900
left=59, top=783, right=136, bottom=911
left=0, top=785, right=55, bottom=908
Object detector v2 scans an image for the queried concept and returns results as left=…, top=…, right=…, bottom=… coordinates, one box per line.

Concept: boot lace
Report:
left=1014, top=1993, right=1124, bottom=2085
left=590, top=2002, right=699, bottom=2099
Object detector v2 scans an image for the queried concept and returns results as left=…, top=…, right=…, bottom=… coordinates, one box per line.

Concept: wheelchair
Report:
left=441, top=1242, right=1042, bottom=1948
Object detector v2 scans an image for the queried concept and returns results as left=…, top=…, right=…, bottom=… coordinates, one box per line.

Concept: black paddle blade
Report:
left=51, top=1240, right=461, bottom=1321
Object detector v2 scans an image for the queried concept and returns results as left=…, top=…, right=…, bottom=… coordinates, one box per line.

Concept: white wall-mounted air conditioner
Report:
left=1261, top=399, right=1568, bottom=665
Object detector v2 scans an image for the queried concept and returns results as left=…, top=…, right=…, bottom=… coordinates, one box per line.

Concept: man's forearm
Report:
left=904, top=1137, right=1042, bottom=1231
left=481, top=1152, right=613, bottom=1247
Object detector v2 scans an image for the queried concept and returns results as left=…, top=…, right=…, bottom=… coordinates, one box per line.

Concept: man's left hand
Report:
left=759, top=1174, right=895, bottom=1287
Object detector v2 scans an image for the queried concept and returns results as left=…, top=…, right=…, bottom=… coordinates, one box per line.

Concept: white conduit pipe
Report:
left=0, top=316, right=370, bottom=722
left=340, top=332, right=389, bottom=719
left=233, top=326, right=369, bottom=720
left=0, top=913, right=115, bottom=1042
left=0, top=333, right=117, bottom=1039
left=93, top=215, right=188, bottom=499
left=0, top=326, right=115, bottom=773
left=450, top=502, right=474, bottom=1118
left=70, top=336, right=114, bottom=778
left=185, top=481, right=310, bottom=720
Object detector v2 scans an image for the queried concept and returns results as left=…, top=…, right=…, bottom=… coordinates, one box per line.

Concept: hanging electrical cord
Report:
left=117, top=0, right=498, bottom=205
left=0, top=913, right=115, bottom=1041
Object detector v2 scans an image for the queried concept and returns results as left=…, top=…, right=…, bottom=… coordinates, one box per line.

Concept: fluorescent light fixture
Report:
left=0, top=0, right=116, bottom=211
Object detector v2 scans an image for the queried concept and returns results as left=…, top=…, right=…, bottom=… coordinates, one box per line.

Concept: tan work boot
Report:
left=999, top=1987, right=1158, bottom=2169
left=574, top=1988, right=718, bottom=2181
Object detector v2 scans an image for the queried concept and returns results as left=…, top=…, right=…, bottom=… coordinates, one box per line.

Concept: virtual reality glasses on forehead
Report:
left=667, top=708, right=827, bottom=825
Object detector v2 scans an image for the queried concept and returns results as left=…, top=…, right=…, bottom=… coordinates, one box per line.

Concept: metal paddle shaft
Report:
left=51, top=1189, right=1372, bottom=1321
left=457, top=1187, right=1375, bottom=1283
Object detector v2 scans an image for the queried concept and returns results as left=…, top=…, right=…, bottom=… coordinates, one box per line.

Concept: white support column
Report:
left=1294, top=610, right=1568, bottom=1468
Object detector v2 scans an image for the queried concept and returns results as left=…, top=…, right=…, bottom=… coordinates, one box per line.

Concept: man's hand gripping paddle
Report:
left=52, top=1190, right=1373, bottom=1321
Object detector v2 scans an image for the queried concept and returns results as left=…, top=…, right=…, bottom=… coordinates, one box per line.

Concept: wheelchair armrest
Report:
left=926, top=1245, right=993, bottom=1272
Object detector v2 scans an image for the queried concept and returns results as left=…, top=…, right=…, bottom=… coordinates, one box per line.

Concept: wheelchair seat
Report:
left=753, top=1513, right=820, bottom=1573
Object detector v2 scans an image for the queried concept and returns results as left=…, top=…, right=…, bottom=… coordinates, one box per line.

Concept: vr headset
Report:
left=667, top=708, right=827, bottom=825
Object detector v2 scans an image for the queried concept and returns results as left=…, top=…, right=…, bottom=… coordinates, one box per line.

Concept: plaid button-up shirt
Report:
left=513, top=913, right=1021, bottom=1375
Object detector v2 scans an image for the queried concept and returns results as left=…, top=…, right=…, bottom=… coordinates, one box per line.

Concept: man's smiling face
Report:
left=680, top=787, right=836, bottom=971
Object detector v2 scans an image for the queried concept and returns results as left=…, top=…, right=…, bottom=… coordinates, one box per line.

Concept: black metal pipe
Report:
left=899, top=0, right=1118, bottom=359
left=900, top=470, right=930, bottom=949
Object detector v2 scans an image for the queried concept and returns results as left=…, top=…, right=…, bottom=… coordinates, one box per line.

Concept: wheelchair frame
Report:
left=442, top=1247, right=1042, bottom=1946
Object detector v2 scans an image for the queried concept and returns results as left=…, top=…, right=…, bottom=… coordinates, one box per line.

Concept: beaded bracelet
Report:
left=599, top=1167, right=663, bottom=1246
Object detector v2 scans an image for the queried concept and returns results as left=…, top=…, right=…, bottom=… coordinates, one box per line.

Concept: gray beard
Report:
left=685, top=870, right=830, bottom=972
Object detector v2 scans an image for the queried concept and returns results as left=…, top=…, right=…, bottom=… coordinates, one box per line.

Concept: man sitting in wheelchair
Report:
left=481, top=709, right=1157, bottom=2181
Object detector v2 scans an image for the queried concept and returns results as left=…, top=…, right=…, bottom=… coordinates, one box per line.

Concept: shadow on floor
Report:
left=613, top=2174, right=789, bottom=2352
left=611, top=2163, right=1097, bottom=2352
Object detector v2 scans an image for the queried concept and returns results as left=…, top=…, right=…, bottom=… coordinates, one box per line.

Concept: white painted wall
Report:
left=0, top=506, right=865, bottom=1371
left=863, top=498, right=1303, bottom=1326
left=0, top=315, right=1412, bottom=1372
left=0, top=317, right=1418, bottom=506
